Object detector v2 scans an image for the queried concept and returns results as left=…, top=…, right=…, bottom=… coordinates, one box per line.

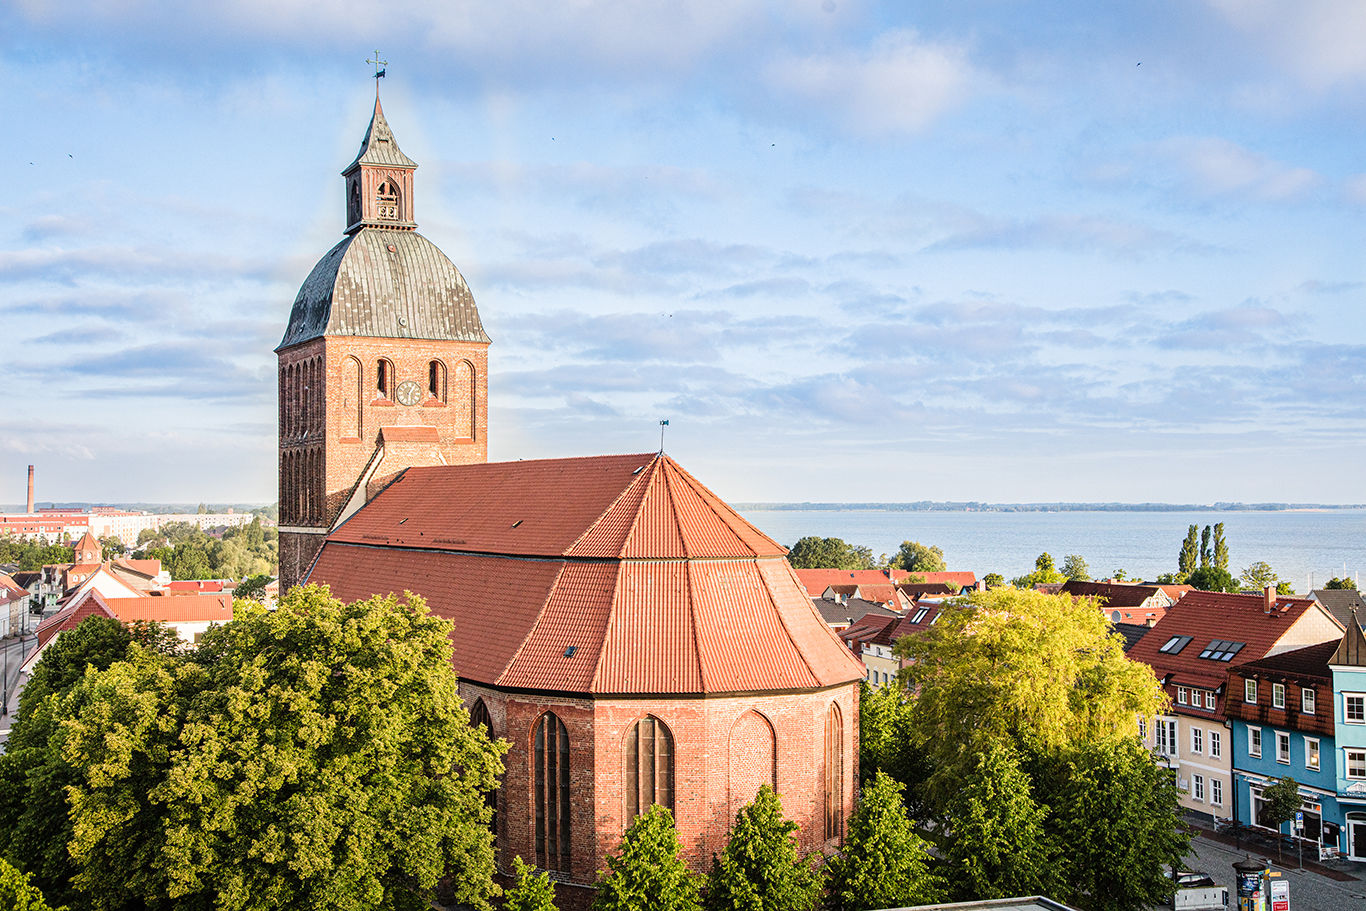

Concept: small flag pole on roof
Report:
left=659, top=419, right=669, bottom=453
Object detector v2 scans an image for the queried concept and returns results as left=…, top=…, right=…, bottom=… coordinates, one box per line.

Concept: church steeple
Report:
left=342, top=97, right=418, bottom=233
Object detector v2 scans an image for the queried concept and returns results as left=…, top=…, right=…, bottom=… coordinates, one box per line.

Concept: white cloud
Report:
left=1156, top=137, right=1321, bottom=201
left=1205, top=0, right=1366, bottom=89
left=764, top=29, right=981, bottom=135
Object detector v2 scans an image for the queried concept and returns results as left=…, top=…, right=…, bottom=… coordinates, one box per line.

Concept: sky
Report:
left=3, top=1, right=1366, bottom=507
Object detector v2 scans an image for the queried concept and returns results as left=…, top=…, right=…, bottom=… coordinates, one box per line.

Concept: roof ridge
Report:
left=564, top=453, right=658, bottom=557
left=660, top=456, right=769, bottom=557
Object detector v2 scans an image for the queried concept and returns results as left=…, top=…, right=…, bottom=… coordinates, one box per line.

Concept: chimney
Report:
left=1147, top=617, right=1157, bottom=627
left=1264, top=584, right=1276, bottom=614
left=26, top=465, right=34, bottom=514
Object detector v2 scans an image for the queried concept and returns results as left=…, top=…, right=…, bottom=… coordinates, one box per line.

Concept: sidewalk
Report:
left=1185, top=819, right=1362, bottom=883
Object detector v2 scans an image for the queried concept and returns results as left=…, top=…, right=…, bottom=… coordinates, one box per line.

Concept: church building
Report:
left=276, top=93, right=864, bottom=903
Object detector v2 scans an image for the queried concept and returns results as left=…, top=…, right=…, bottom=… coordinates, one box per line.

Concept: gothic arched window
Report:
left=376, top=359, right=395, bottom=400
left=625, top=715, right=674, bottom=823
left=824, top=703, right=844, bottom=841
left=534, top=712, right=571, bottom=873
left=469, top=699, right=499, bottom=836
left=428, top=359, right=447, bottom=403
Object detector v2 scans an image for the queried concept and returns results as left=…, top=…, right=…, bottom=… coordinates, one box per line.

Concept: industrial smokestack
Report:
left=26, top=465, right=34, bottom=514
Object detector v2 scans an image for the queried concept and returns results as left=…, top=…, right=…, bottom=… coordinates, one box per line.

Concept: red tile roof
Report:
left=1061, top=580, right=1167, bottom=609
left=104, top=594, right=233, bottom=624
left=889, top=570, right=976, bottom=587
left=795, top=569, right=893, bottom=596
left=312, top=453, right=864, bottom=695
left=1125, top=590, right=1340, bottom=699
left=165, top=580, right=226, bottom=592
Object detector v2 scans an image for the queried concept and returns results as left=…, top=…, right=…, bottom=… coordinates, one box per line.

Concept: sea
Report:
left=736, top=508, right=1366, bottom=592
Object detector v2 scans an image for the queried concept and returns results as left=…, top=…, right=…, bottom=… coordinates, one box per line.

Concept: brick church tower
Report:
left=276, top=95, right=490, bottom=590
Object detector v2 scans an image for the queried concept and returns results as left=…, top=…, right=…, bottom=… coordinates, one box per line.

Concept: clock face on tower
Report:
left=395, top=380, right=422, bottom=406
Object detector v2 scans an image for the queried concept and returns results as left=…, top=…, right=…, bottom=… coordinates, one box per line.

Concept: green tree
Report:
left=704, top=785, right=822, bottom=911
left=594, top=806, right=700, bottom=911
left=786, top=537, right=875, bottom=571
left=98, top=536, right=124, bottom=562
left=1259, top=777, right=1302, bottom=862
left=1178, top=525, right=1199, bottom=575
left=1061, top=554, right=1090, bottom=582
left=1276, top=581, right=1295, bottom=596
left=1212, top=523, right=1229, bottom=571
left=233, top=573, right=272, bottom=602
left=889, top=541, right=946, bottom=574
left=896, top=588, right=1166, bottom=807
left=981, top=572, right=1005, bottom=590
left=196, top=503, right=207, bottom=514
left=1240, top=561, right=1279, bottom=591
left=1186, top=565, right=1239, bottom=593
left=942, top=743, right=1056, bottom=901
left=857, top=680, right=901, bottom=785
left=825, top=772, right=942, bottom=911
left=59, top=586, right=505, bottom=911
left=1199, top=526, right=1211, bottom=569
left=0, top=858, right=62, bottom=911
left=1155, top=572, right=1187, bottom=585
left=1009, top=552, right=1066, bottom=589
left=1041, top=737, right=1188, bottom=911
left=1325, top=577, right=1358, bottom=590
left=504, top=857, right=556, bottom=911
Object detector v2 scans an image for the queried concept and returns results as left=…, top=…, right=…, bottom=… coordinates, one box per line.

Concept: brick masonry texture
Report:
left=459, top=680, right=858, bottom=886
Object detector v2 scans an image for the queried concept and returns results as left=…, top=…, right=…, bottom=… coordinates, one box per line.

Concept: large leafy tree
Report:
left=786, top=537, right=875, bottom=571
left=1009, top=552, right=1066, bottom=589
left=1212, top=523, right=1229, bottom=571
left=1199, top=526, right=1211, bottom=568
left=594, top=806, right=700, bottom=911
left=825, top=772, right=942, bottom=911
left=897, top=587, right=1164, bottom=803
left=704, top=785, right=822, bottom=911
left=1040, top=738, right=1188, bottom=911
left=889, top=541, right=946, bottom=573
left=1061, top=554, right=1090, bottom=581
left=1240, top=561, right=1279, bottom=591
left=1325, top=577, right=1358, bottom=590
left=942, top=743, right=1056, bottom=901
left=57, top=585, right=505, bottom=911
left=0, top=858, right=62, bottom=911
left=0, top=616, right=179, bottom=907
left=1186, top=565, right=1239, bottom=593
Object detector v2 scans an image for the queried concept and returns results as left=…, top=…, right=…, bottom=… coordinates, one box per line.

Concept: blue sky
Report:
left=3, top=1, right=1366, bottom=506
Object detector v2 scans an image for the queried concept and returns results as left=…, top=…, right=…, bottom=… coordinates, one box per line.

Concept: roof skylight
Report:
left=1158, top=635, right=1193, bottom=654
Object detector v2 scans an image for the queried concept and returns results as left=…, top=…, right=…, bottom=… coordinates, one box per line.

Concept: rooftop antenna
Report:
left=367, top=50, right=387, bottom=97
left=659, top=419, right=669, bottom=453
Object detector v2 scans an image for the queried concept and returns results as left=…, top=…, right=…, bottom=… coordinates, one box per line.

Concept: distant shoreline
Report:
left=734, top=502, right=1366, bottom=513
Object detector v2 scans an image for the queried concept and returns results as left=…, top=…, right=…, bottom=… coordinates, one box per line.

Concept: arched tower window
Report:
left=376, top=359, right=395, bottom=400
left=375, top=179, right=400, bottom=221
left=625, top=715, right=674, bottom=823
left=342, top=356, right=362, bottom=438
left=428, top=359, right=447, bottom=403
left=533, top=712, right=571, bottom=873
left=824, top=703, right=844, bottom=841
left=453, top=359, right=475, bottom=438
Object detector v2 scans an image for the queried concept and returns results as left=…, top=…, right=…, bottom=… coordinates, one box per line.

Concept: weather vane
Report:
left=659, top=419, right=669, bottom=453
left=367, top=51, right=387, bottom=96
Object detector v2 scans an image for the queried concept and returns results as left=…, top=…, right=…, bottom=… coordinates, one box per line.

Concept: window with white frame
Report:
left=1206, top=691, right=1216, bottom=710
left=1138, top=717, right=1147, bottom=741
left=1211, top=778, right=1223, bottom=805
left=1249, top=726, right=1262, bottom=758
left=1178, top=686, right=1188, bottom=705
left=1346, top=693, right=1366, bottom=724
left=1347, top=749, right=1366, bottom=780
left=1192, top=727, right=1203, bottom=754
left=1192, top=774, right=1205, bottom=801
left=1302, top=687, right=1315, bottom=714
left=1273, top=683, right=1285, bottom=709
left=1210, top=729, right=1222, bottom=759
left=1276, top=731, right=1290, bottom=764
left=1245, top=679, right=1258, bottom=703
left=1306, top=737, right=1320, bottom=771
left=1156, top=718, right=1178, bottom=758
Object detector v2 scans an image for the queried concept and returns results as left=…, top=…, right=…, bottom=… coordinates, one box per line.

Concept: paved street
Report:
left=1176, top=833, right=1366, bottom=911
left=0, top=634, right=39, bottom=750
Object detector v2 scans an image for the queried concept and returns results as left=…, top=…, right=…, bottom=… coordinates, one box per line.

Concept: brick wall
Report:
left=459, top=680, right=859, bottom=894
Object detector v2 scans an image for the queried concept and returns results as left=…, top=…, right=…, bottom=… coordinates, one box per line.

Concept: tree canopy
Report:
left=785, top=536, right=875, bottom=570
left=1186, top=565, right=1239, bottom=593
left=0, top=859, right=62, bottom=911
left=704, top=785, right=821, bottom=911
left=594, top=806, right=700, bottom=911
left=138, top=517, right=278, bottom=580
left=1240, top=561, right=1279, bottom=591
left=824, top=772, right=942, bottom=911
left=5, top=586, right=504, bottom=911
left=0, top=535, right=74, bottom=572
left=1061, top=554, right=1090, bottom=581
left=889, top=541, right=946, bottom=574
left=1008, top=552, right=1066, bottom=590
left=1178, top=525, right=1199, bottom=575
left=1325, top=577, right=1358, bottom=590
left=504, top=857, right=557, bottom=911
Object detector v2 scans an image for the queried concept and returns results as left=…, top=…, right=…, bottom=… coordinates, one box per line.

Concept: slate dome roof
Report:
left=277, top=228, right=490, bottom=351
